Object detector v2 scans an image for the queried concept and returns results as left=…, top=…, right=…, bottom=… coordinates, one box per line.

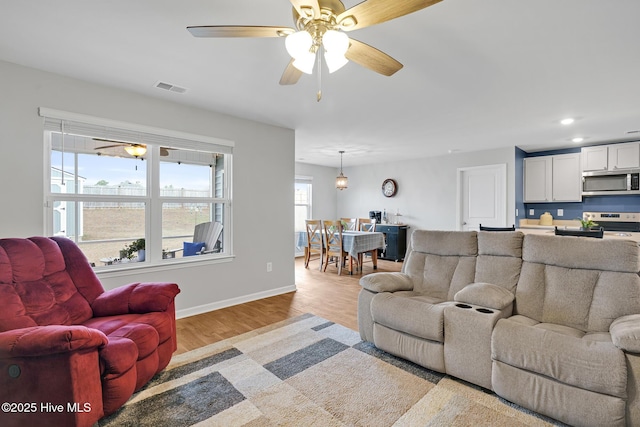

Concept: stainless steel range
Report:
left=583, top=212, right=640, bottom=233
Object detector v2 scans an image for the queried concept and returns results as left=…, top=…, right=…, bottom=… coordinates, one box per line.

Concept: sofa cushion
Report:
left=610, top=314, right=640, bottom=352
left=84, top=312, right=173, bottom=350
left=454, top=282, right=514, bottom=310
left=516, top=235, right=640, bottom=332
left=0, top=238, right=96, bottom=330
left=371, top=293, right=450, bottom=342
left=474, top=231, right=523, bottom=293
left=359, top=272, right=413, bottom=293
left=492, top=317, right=627, bottom=398
left=410, top=230, right=478, bottom=256
left=404, top=253, right=477, bottom=301
left=523, top=234, right=640, bottom=273
left=478, top=231, right=523, bottom=258
left=99, top=336, right=139, bottom=378
left=107, top=323, right=159, bottom=360
left=401, top=230, right=478, bottom=301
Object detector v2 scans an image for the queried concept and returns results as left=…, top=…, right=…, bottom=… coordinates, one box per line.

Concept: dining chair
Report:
left=554, top=226, right=604, bottom=238
left=357, top=218, right=376, bottom=232
left=323, top=220, right=350, bottom=275
left=356, top=218, right=377, bottom=270
left=479, top=224, right=516, bottom=231
left=340, top=218, right=357, bottom=231
left=305, top=219, right=324, bottom=268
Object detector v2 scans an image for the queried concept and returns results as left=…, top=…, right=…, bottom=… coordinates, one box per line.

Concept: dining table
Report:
left=297, top=230, right=386, bottom=274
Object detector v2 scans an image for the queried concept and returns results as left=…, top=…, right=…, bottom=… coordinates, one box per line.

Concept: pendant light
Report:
left=335, top=150, right=348, bottom=190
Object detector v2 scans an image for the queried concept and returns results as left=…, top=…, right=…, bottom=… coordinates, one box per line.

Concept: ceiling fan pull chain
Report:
left=316, top=48, right=322, bottom=102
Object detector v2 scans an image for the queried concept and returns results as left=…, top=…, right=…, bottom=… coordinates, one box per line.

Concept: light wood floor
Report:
left=175, top=256, right=403, bottom=354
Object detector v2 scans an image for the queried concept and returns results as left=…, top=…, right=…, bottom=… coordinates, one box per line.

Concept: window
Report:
left=294, top=177, right=312, bottom=256
left=42, top=108, right=233, bottom=268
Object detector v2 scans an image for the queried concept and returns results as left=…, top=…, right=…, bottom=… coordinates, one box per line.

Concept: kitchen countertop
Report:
left=517, top=219, right=640, bottom=243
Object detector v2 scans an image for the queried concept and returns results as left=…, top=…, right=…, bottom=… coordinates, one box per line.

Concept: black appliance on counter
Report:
left=369, top=210, right=381, bottom=224
left=583, top=212, right=640, bottom=233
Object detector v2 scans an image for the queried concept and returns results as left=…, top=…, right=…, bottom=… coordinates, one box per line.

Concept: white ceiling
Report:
left=1, top=0, right=639, bottom=167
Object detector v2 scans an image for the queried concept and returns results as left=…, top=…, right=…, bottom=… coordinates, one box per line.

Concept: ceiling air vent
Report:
left=154, top=81, right=187, bottom=94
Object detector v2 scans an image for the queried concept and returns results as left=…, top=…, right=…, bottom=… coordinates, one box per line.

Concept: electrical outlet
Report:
left=529, top=209, right=535, bottom=216
left=266, top=262, right=272, bottom=272
left=516, top=208, right=519, bottom=217
left=557, top=209, right=564, bottom=217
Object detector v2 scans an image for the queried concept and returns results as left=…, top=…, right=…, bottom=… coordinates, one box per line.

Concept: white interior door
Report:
left=457, top=164, right=507, bottom=231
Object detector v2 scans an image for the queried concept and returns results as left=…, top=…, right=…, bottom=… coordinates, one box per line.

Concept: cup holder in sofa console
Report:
left=475, top=308, right=494, bottom=314
left=455, top=303, right=472, bottom=309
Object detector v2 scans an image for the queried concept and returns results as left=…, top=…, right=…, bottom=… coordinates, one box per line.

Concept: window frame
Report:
left=294, top=176, right=313, bottom=257
left=41, top=108, right=234, bottom=271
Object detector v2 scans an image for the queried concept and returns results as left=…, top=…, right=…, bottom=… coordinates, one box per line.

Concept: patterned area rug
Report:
left=99, top=314, right=564, bottom=426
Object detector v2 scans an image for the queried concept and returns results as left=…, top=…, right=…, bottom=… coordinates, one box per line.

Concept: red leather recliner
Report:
left=0, top=237, right=180, bottom=427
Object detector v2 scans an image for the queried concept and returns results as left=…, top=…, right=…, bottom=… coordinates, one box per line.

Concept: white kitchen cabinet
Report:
left=582, top=142, right=640, bottom=172
left=608, top=142, right=640, bottom=170
left=581, top=146, right=608, bottom=172
left=524, top=153, right=582, bottom=202
left=524, top=157, right=552, bottom=202
left=552, top=153, right=582, bottom=201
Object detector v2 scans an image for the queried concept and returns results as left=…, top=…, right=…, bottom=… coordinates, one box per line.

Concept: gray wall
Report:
left=336, top=147, right=517, bottom=231
left=295, top=162, right=338, bottom=220
left=0, top=60, right=295, bottom=318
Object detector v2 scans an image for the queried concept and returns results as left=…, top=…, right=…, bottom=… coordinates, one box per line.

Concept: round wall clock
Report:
left=382, top=178, right=397, bottom=197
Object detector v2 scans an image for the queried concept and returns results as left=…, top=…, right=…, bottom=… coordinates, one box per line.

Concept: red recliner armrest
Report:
left=0, top=325, right=108, bottom=358
left=91, top=282, right=180, bottom=317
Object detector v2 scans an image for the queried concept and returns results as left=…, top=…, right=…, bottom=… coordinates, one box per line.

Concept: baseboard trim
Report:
left=175, top=285, right=297, bottom=319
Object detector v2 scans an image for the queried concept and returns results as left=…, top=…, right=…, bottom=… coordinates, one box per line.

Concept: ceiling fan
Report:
left=187, top=0, right=442, bottom=93
left=93, top=138, right=172, bottom=157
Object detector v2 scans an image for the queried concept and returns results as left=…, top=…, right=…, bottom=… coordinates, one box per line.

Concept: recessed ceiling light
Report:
left=560, top=118, right=575, bottom=125
left=572, top=137, right=584, bottom=143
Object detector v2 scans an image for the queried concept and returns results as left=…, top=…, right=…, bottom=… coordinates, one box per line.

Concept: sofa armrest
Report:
left=0, top=325, right=107, bottom=358
left=454, top=282, right=514, bottom=310
left=610, top=314, right=640, bottom=353
left=359, top=272, right=413, bottom=293
left=91, top=282, right=180, bottom=317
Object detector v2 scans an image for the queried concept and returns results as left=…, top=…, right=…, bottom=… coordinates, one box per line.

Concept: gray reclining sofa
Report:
left=358, top=230, right=640, bottom=426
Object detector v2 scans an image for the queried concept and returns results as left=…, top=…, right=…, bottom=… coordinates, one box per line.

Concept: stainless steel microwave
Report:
left=582, top=170, right=640, bottom=195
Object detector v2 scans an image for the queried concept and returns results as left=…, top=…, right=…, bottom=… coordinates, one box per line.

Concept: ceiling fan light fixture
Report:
left=285, top=30, right=313, bottom=59
left=322, top=30, right=349, bottom=55
left=325, top=51, right=349, bottom=73
left=323, top=30, right=349, bottom=73
left=292, top=52, right=316, bottom=74
left=124, top=145, right=147, bottom=157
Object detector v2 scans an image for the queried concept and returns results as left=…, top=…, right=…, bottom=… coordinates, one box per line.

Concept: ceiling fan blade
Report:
left=345, top=38, right=403, bottom=76
left=279, top=59, right=303, bottom=85
left=337, top=0, right=442, bottom=31
left=187, top=25, right=294, bottom=38
left=94, top=144, right=124, bottom=150
left=289, top=0, right=321, bottom=20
